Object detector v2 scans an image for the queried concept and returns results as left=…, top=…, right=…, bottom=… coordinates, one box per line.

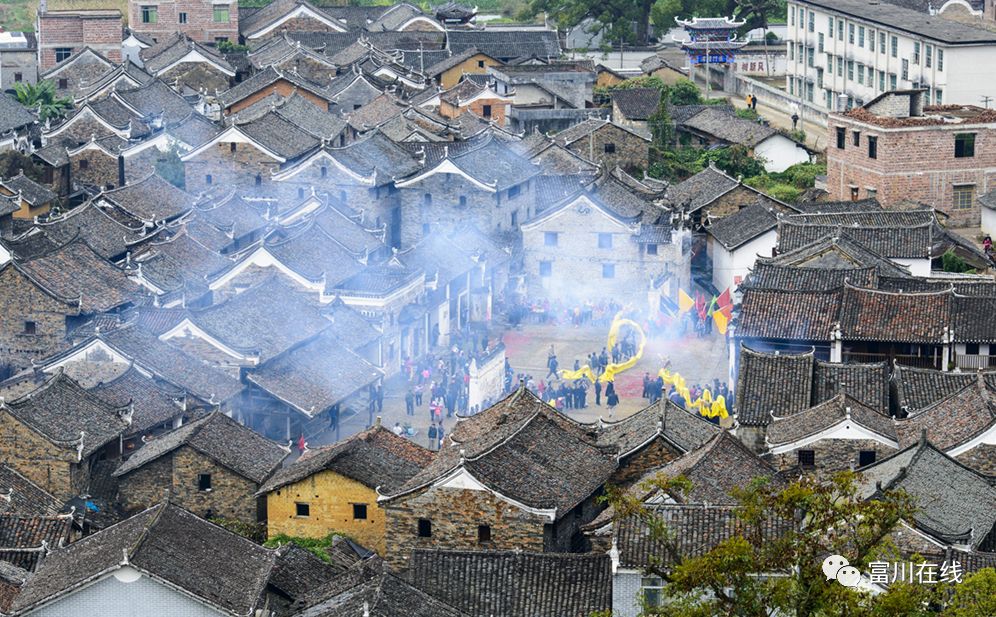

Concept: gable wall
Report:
left=183, top=140, right=282, bottom=194
left=0, top=411, right=77, bottom=499
left=439, top=55, right=501, bottom=89
left=226, top=79, right=329, bottom=115
left=70, top=148, right=119, bottom=190
left=266, top=469, right=386, bottom=554
left=0, top=266, right=74, bottom=370
left=564, top=125, right=648, bottom=173
left=768, top=437, right=896, bottom=481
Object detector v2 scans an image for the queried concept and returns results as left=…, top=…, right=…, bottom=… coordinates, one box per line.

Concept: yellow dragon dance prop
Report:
left=558, top=312, right=728, bottom=419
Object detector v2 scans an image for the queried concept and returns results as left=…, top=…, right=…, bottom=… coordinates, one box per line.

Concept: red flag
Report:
left=717, top=288, right=732, bottom=309
left=717, top=304, right=733, bottom=321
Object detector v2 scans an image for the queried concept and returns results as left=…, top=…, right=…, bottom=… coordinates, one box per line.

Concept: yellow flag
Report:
left=713, top=309, right=729, bottom=334
left=678, top=289, right=694, bottom=313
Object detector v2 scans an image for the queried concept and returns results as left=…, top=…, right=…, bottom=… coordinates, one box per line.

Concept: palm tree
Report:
left=12, top=80, right=73, bottom=122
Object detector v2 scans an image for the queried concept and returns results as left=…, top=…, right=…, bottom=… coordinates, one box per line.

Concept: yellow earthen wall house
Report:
left=437, top=53, right=501, bottom=89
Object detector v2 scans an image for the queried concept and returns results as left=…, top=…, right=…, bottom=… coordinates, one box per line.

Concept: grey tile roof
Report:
left=187, top=276, right=332, bottom=362
left=768, top=394, right=896, bottom=446
left=447, top=30, right=560, bottom=61
left=0, top=93, right=36, bottom=134
left=331, top=260, right=423, bottom=296
left=405, top=550, right=611, bottom=617
left=641, top=431, right=782, bottom=504
left=114, top=79, right=197, bottom=125
left=268, top=543, right=340, bottom=604
left=679, top=106, right=777, bottom=147
left=706, top=203, right=777, bottom=250
left=193, top=192, right=268, bottom=241
left=114, top=411, right=287, bottom=483
left=35, top=200, right=149, bottom=260
left=90, top=367, right=185, bottom=437
left=894, top=378, right=996, bottom=450
left=611, top=87, right=661, bottom=120
left=218, top=66, right=334, bottom=110
left=4, top=371, right=129, bottom=458
left=776, top=219, right=936, bottom=259
left=597, top=400, right=721, bottom=457
left=246, top=331, right=383, bottom=417
left=735, top=346, right=816, bottom=426
left=0, top=172, right=56, bottom=207
left=101, top=172, right=194, bottom=223
left=760, top=234, right=912, bottom=278
left=17, top=239, right=143, bottom=313
left=0, top=514, right=73, bottom=571
left=743, top=262, right=878, bottom=292
left=664, top=165, right=739, bottom=211
left=736, top=288, right=841, bottom=342
left=366, top=2, right=433, bottom=31
left=423, top=47, right=484, bottom=77
left=838, top=286, right=950, bottom=343
left=951, top=294, right=996, bottom=343
left=857, top=440, right=996, bottom=548
left=100, top=325, right=244, bottom=403
left=447, top=135, right=539, bottom=191
left=14, top=504, right=277, bottom=615
left=812, top=360, right=890, bottom=413
left=891, top=365, right=980, bottom=414
left=236, top=110, right=321, bottom=160
left=798, top=0, right=996, bottom=44
left=792, top=198, right=882, bottom=214
left=0, top=465, right=63, bottom=517
left=878, top=275, right=996, bottom=296
left=133, top=229, right=234, bottom=296
left=613, top=504, right=791, bottom=570
left=258, top=425, right=432, bottom=494
left=240, top=0, right=346, bottom=38
left=264, top=221, right=364, bottom=285
left=142, top=33, right=234, bottom=75
left=295, top=567, right=469, bottom=617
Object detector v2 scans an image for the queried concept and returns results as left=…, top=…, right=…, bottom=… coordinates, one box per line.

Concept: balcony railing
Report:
left=955, top=354, right=996, bottom=371
left=842, top=352, right=941, bottom=370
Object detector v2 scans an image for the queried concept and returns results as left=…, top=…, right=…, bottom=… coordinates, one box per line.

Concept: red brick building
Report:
left=36, top=9, right=122, bottom=71
left=128, top=0, right=239, bottom=45
left=826, top=90, right=996, bottom=227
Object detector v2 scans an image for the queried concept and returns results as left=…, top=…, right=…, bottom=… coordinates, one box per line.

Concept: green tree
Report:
left=651, top=0, right=733, bottom=34
left=155, top=145, right=186, bottom=190
left=0, top=150, right=46, bottom=184
left=525, top=0, right=659, bottom=45
left=941, top=249, right=974, bottom=274
left=701, top=144, right=766, bottom=179
left=669, top=78, right=704, bottom=106
left=12, top=80, right=73, bottom=122
left=945, top=568, right=996, bottom=617
left=604, top=471, right=925, bottom=616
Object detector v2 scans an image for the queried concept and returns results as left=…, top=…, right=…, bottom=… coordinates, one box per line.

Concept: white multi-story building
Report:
left=785, top=0, right=996, bottom=110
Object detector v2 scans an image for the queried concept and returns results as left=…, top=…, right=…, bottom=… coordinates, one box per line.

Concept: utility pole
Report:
left=982, top=95, right=993, bottom=109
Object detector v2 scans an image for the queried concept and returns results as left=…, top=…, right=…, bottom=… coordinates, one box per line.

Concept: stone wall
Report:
left=769, top=438, right=897, bottom=481
left=266, top=469, right=387, bottom=554
left=118, top=446, right=262, bottom=523
left=564, top=124, right=649, bottom=173
left=184, top=141, right=282, bottom=194
left=70, top=148, right=120, bottom=190
left=128, top=0, right=239, bottom=45
left=383, top=486, right=549, bottom=570
left=611, top=438, right=683, bottom=487
left=0, top=412, right=77, bottom=499
left=826, top=113, right=996, bottom=227
left=0, top=265, right=73, bottom=369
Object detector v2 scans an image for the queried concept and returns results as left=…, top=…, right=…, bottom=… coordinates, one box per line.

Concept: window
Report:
left=858, top=26, right=865, bottom=47
left=603, top=142, right=616, bottom=154
left=889, top=74, right=897, bottom=90
left=642, top=577, right=664, bottom=607
left=254, top=174, right=261, bottom=187
left=869, top=29, right=875, bottom=52
left=836, top=127, right=846, bottom=149
left=879, top=32, right=886, bottom=54
left=296, top=502, right=310, bottom=517
left=417, top=518, right=432, bottom=537
left=856, top=64, right=864, bottom=85
left=879, top=70, right=885, bottom=91
left=230, top=142, right=237, bottom=152
left=848, top=23, right=854, bottom=44
left=850, top=186, right=859, bottom=201
left=198, top=473, right=212, bottom=491
left=213, top=6, right=229, bottom=22
left=482, top=104, right=492, bottom=119
left=925, top=45, right=932, bottom=68
left=478, top=525, right=491, bottom=543
left=13, top=73, right=22, bottom=83
left=179, top=11, right=188, bottom=24
left=477, top=60, right=485, bottom=68
left=790, top=6, right=794, bottom=26
left=55, top=48, right=72, bottom=63
left=798, top=450, right=815, bottom=468
left=935, top=89, right=943, bottom=104
left=837, top=56, right=843, bottom=77
left=510, top=210, right=518, bottom=227
left=913, top=42, right=920, bottom=65
left=891, top=36, right=898, bottom=58
left=23, top=321, right=36, bottom=335
left=141, top=5, right=158, bottom=24
left=858, top=451, right=877, bottom=467
left=938, top=49, right=944, bottom=71
left=901, top=59, right=909, bottom=81
left=955, top=133, right=976, bottom=158
left=847, top=61, right=854, bottom=81
left=866, top=188, right=877, bottom=200
left=602, top=263, right=615, bottom=279
left=838, top=20, right=844, bottom=41
left=508, top=185, right=520, bottom=199
left=598, top=233, right=612, bottom=249
left=818, top=32, right=824, bottom=53
left=57, top=78, right=68, bottom=89
left=297, top=187, right=305, bottom=199
left=808, top=10, right=814, bottom=32
left=79, top=159, right=89, bottom=170
left=646, top=243, right=658, bottom=255
left=807, top=47, right=814, bottom=68
left=320, top=165, right=327, bottom=178
left=544, top=232, right=558, bottom=247
left=966, top=343, right=981, bottom=355
left=828, top=16, right=833, bottom=35
left=353, top=504, right=367, bottom=520
left=806, top=82, right=814, bottom=103
left=422, top=222, right=431, bottom=235
left=852, top=131, right=860, bottom=147
left=458, top=195, right=467, bottom=208
left=423, top=193, right=432, bottom=206
left=206, top=174, right=213, bottom=185
left=539, top=261, right=552, bottom=277
left=868, top=136, right=877, bottom=159
left=953, top=185, right=975, bottom=210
